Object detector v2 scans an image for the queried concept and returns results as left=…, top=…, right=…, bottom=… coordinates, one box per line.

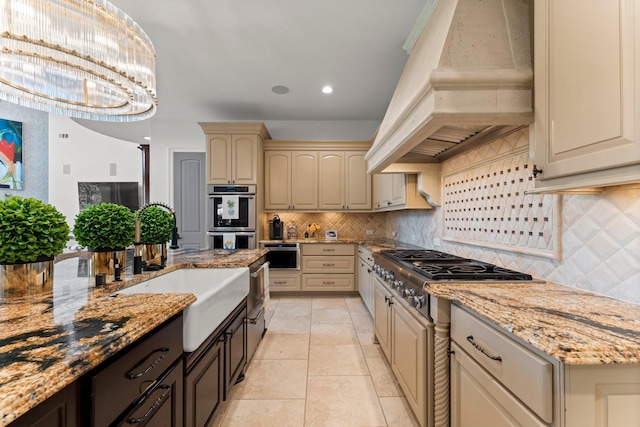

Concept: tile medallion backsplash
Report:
left=388, top=128, right=640, bottom=304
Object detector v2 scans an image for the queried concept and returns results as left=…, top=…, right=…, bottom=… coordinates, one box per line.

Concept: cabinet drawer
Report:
left=269, top=272, right=301, bottom=291
left=90, top=314, right=183, bottom=427
left=302, top=274, right=354, bottom=291
left=302, top=256, right=354, bottom=273
left=451, top=306, right=553, bottom=423
left=302, top=243, right=355, bottom=256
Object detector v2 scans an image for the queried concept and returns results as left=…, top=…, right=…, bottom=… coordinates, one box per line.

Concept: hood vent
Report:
left=366, top=0, right=534, bottom=173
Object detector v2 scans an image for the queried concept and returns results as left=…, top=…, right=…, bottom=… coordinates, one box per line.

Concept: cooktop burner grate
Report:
left=411, top=260, right=533, bottom=281
left=379, top=249, right=534, bottom=282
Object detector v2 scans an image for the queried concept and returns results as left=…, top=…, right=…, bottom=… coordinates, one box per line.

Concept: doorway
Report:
left=173, top=152, right=206, bottom=249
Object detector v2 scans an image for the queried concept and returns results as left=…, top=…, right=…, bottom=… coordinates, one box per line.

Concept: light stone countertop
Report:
left=425, top=281, right=640, bottom=365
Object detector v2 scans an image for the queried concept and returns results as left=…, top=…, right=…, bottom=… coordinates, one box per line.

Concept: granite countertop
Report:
left=0, top=248, right=267, bottom=426
left=426, top=281, right=640, bottom=365
left=259, top=237, right=423, bottom=252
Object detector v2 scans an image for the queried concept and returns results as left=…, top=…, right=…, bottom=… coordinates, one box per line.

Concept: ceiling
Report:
left=74, top=0, right=426, bottom=143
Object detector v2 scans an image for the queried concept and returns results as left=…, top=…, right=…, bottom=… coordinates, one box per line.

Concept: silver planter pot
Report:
left=0, top=258, right=54, bottom=297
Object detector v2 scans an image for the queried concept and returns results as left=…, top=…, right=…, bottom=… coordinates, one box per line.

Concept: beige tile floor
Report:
left=216, top=295, right=420, bottom=427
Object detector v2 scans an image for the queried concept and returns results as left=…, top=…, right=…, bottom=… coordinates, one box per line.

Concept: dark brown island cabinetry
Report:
left=8, top=300, right=248, bottom=427
left=84, top=313, right=184, bottom=427
left=183, top=300, right=247, bottom=427
left=8, top=381, right=79, bottom=427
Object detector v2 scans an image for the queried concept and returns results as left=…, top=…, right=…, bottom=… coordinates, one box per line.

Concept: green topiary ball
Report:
left=138, top=206, right=174, bottom=244
left=0, top=196, right=70, bottom=263
left=73, top=203, right=135, bottom=250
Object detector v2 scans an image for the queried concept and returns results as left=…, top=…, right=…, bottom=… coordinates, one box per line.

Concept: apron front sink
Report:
left=116, top=268, right=250, bottom=352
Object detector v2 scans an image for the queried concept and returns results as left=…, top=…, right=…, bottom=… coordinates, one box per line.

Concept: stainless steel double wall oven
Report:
left=207, top=184, right=256, bottom=249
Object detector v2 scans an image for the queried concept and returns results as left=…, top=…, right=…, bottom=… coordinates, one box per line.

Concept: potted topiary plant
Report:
left=73, top=202, right=135, bottom=277
left=0, top=196, right=69, bottom=296
left=137, top=205, right=174, bottom=269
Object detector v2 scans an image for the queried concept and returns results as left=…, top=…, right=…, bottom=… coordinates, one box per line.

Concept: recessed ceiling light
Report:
left=322, top=85, right=333, bottom=94
left=271, top=85, right=290, bottom=95
left=144, top=136, right=151, bottom=140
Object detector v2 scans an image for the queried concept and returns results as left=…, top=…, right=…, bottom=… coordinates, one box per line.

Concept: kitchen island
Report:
left=0, top=248, right=267, bottom=426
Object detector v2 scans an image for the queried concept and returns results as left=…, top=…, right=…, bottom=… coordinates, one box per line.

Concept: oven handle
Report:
left=208, top=194, right=255, bottom=198
left=251, top=261, right=269, bottom=278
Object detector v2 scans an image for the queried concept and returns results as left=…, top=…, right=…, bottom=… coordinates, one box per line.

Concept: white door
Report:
left=173, top=152, right=206, bottom=249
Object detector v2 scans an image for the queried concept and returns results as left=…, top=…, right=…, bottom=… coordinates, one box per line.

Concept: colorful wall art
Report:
left=0, top=119, right=23, bottom=190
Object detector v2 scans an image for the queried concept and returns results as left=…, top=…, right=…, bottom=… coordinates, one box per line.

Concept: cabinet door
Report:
left=534, top=0, right=640, bottom=182
left=232, top=135, right=258, bottom=184
left=10, top=382, right=78, bottom=427
left=450, top=342, right=547, bottom=427
left=345, top=151, right=371, bottom=210
left=291, top=151, right=318, bottom=210
left=319, top=151, right=345, bottom=210
left=184, top=338, right=224, bottom=427
left=391, top=303, right=427, bottom=427
left=390, top=174, right=407, bottom=207
left=225, top=306, right=247, bottom=398
left=264, top=151, right=291, bottom=210
left=373, top=277, right=392, bottom=359
left=207, top=135, right=233, bottom=184
left=302, top=273, right=355, bottom=291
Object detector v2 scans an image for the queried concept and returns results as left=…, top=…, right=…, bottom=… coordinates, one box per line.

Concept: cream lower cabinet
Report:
left=373, top=276, right=392, bottom=359
left=373, top=276, right=429, bottom=427
left=532, top=0, right=640, bottom=191
left=301, top=243, right=355, bottom=291
left=268, top=270, right=301, bottom=292
left=450, top=304, right=640, bottom=427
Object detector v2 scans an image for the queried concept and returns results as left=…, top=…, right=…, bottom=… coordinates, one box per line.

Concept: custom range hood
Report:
left=366, top=0, right=534, bottom=173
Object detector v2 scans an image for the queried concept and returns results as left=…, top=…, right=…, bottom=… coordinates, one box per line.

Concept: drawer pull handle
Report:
left=127, top=384, right=171, bottom=424
left=466, top=335, right=502, bottom=362
left=274, top=281, right=287, bottom=284
left=322, top=263, right=335, bottom=267
left=323, top=249, right=335, bottom=252
left=127, top=348, right=169, bottom=379
left=322, top=281, right=335, bottom=285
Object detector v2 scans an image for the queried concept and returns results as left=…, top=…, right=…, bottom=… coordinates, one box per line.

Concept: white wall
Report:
left=48, top=115, right=143, bottom=229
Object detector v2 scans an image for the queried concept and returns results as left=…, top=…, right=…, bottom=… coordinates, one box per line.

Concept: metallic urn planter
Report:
left=0, top=258, right=54, bottom=297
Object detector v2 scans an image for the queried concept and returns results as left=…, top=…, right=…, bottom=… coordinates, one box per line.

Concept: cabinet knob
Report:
left=532, top=165, right=543, bottom=178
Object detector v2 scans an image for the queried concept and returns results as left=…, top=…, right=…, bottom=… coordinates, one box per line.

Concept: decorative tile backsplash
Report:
left=261, top=212, right=387, bottom=240
left=388, top=127, right=640, bottom=304
left=442, top=148, right=561, bottom=259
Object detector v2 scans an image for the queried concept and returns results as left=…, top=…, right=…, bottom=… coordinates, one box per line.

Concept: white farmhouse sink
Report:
left=116, top=268, right=250, bottom=352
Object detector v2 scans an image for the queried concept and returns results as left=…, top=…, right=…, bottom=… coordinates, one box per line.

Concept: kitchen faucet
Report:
left=134, top=202, right=179, bottom=274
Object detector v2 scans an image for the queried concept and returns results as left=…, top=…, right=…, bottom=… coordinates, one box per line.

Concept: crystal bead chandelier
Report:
left=0, top=0, right=157, bottom=122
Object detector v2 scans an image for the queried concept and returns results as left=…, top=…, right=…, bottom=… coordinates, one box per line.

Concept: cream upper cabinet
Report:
left=345, top=151, right=371, bottom=210
left=200, top=122, right=269, bottom=186
left=533, top=0, right=640, bottom=191
left=319, top=151, right=345, bottom=210
left=207, top=135, right=232, bottom=184
left=264, top=141, right=372, bottom=212
left=291, top=151, right=318, bottom=210
left=373, top=174, right=431, bottom=211
left=264, top=151, right=291, bottom=210
left=206, top=134, right=258, bottom=185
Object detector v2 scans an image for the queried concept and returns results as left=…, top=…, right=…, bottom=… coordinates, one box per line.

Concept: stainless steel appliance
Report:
left=260, top=242, right=300, bottom=270
left=372, top=249, right=536, bottom=427
left=207, top=184, right=256, bottom=249
left=268, top=214, right=283, bottom=240
left=246, top=255, right=268, bottom=363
